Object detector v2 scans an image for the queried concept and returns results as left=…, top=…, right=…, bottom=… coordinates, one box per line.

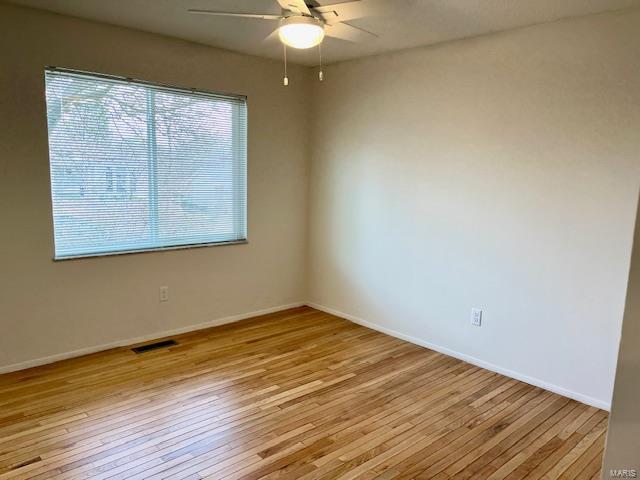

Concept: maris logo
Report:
left=610, top=470, right=638, bottom=478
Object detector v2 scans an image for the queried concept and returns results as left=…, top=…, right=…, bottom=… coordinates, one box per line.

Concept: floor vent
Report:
left=132, top=339, right=177, bottom=354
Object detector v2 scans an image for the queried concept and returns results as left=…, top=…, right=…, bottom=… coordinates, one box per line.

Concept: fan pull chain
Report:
left=283, top=44, right=289, bottom=86
left=318, top=43, right=324, bottom=82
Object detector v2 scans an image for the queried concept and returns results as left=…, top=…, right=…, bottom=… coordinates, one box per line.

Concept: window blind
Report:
left=44, top=68, right=247, bottom=259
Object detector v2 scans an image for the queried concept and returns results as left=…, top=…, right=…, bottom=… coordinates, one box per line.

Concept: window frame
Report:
left=44, top=67, right=249, bottom=261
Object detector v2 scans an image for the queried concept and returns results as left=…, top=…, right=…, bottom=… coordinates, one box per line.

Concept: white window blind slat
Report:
left=44, top=69, right=247, bottom=259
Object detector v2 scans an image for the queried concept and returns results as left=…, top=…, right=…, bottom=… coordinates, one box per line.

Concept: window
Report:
left=44, top=68, right=247, bottom=259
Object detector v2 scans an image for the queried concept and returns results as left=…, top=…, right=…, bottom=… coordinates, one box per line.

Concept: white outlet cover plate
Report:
left=159, top=287, right=169, bottom=302
left=471, top=308, right=482, bottom=326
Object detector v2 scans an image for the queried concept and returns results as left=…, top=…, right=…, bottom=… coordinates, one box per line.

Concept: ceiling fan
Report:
left=189, top=0, right=376, bottom=83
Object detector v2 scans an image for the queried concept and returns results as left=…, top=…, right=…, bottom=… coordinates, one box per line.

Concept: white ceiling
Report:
left=8, top=0, right=640, bottom=65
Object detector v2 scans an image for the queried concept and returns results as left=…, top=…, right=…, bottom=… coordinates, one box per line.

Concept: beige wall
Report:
left=308, top=9, right=640, bottom=408
left=0, top=3, right=310, bottom=370
left=602, top=195, right=640, bottom=473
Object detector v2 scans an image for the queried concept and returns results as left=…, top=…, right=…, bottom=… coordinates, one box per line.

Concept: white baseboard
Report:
left=307, top=302, right=611, bottom=411
left=1, top=300, right=612, bottom=411
left=0, top=302, right=305, bottom=374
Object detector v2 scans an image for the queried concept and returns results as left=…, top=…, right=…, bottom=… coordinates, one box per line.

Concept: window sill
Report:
left=53, top=239, right=248, bottom=261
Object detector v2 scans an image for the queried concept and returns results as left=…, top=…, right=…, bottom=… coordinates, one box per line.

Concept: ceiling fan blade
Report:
left=313, top=1, right=368, bottom=24
left=325, top=22, right=378, bottom=42
left=188, top=10, right=281, bottom=20
left=276, top=0, right=311, bottom=16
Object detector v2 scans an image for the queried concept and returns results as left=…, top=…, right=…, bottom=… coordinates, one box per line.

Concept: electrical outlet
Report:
left=159, top=286, right=169, bottom=302
left=471, top=308, right=482, bottom=327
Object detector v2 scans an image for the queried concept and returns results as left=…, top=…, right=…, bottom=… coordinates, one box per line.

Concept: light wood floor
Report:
left=0, top=307, right=607, bottom=480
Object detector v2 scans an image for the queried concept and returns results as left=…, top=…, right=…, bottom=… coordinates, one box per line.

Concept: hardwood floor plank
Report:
left=0, top=307, right=607, bottom=480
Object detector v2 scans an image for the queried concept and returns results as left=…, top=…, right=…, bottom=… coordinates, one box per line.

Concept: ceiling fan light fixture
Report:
left=278, top=16, right=325, bottom=49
